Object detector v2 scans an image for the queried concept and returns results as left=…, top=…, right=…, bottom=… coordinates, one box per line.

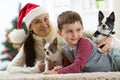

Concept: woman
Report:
left=7, top=3, right=64, bottom=73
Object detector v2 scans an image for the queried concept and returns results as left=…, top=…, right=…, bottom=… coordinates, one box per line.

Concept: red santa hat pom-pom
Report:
left=8, top=29, right=26, bottom=44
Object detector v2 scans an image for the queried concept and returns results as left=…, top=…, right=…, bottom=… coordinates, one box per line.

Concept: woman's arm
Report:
left=83, top=29, right=120, bottom=53
left=6, top=45, right=40, bottom=73
left=97, top=36, right=120, bottom=53
left=112, top=36, right=120, bottom=48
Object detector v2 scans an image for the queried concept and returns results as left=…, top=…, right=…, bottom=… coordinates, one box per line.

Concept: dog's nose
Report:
left=46, top=51, right=49, bottom=55
left=102, top=25, right=106, bottom=29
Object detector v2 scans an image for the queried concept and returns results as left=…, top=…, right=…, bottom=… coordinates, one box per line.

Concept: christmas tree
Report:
left=0, top=3, right=27, bottom=70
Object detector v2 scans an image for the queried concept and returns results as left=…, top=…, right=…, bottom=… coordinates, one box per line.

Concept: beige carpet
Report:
left=0, top=71, right=120, bottom=80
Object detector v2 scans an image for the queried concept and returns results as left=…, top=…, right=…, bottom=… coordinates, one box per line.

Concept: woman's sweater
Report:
left=7, top=24, right=64, bottom=73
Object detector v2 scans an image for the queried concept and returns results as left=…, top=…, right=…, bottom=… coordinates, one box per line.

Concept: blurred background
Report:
left=0, top=0, right=120, bottom=70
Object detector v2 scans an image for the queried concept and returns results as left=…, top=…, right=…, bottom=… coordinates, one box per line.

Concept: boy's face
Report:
left=59, top=21, right=83, bottom=48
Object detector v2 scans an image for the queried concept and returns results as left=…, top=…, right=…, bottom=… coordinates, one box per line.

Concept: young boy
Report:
left=44, top=11, right=120, bottom=74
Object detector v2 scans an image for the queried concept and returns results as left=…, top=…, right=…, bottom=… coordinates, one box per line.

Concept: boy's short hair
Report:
left=57, top=11, right=83, bottom=31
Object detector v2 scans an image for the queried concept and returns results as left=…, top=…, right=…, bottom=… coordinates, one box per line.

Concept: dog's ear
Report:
left=43, top=38, right=47, bottom=46
left=108, top=12, right=115, bottom=22
left=98, top=11, right=104, bottom=22
left=53, top=37, right=57, bottom=45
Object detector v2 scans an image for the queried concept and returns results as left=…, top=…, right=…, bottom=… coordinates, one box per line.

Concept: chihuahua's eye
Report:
left=44, top=48, right=46, bottom=51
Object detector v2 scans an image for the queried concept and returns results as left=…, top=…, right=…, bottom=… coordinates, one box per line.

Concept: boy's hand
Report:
left=43, top=70, right=58, bottom=74
left=43, top=66, right=62, bottom=74
left=53, top=66, right=62, bottom=71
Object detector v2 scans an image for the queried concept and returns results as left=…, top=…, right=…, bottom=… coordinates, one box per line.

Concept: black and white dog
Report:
left=92, top=11, right=115, bottom=50
left=42, top=37, right=62, bottom=72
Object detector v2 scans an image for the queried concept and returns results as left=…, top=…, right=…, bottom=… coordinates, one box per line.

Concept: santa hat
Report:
left=9, top=3, right=47, bottom=43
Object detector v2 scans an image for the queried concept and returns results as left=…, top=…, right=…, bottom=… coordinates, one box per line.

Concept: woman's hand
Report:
left=97, top=36, right=113, bottom=53
left=38, top=60, right=57, bottom=72
left=39, top=60, right=45, bottom=72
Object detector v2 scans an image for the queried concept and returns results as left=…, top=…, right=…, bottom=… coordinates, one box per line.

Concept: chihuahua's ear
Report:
left=108, top=12, right=115, bottom=22
left=98, top=11, right=104, bottom=22
left=53, top=37, right=57, bottom=45
left=57, top=30, right=62, bottom=36
left=43, top=38, right=47, bottom=46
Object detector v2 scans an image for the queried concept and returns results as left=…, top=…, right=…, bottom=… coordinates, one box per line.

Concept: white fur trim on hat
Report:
left=8, top=29, right=26, bottom=43
left=24, top=7, right=47, bottom=30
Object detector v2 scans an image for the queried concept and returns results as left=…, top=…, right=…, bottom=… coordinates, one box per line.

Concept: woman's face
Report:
left=30, top=13, right=51, bottom=37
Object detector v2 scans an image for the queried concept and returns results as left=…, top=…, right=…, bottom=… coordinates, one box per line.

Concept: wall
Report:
left=113, top=0, right=120, bottom=39
left=0, top=0, right=120, bottom=53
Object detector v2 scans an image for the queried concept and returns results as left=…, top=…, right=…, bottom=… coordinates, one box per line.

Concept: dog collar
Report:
left=97, top=31, right=110, bottom=37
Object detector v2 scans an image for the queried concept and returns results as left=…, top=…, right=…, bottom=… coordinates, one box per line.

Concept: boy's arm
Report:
left=57, top=38, right=92, bottom=74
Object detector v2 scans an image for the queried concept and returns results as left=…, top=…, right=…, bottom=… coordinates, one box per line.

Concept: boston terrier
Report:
left=92, top=11, right=115, bottom=51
